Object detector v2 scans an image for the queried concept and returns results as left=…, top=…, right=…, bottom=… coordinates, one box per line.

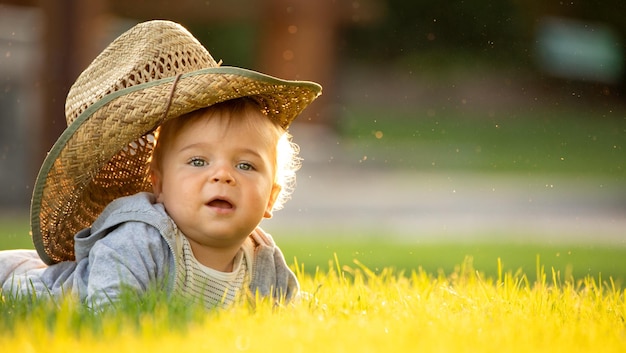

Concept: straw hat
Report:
left=31, top=20, right=322, bottom=265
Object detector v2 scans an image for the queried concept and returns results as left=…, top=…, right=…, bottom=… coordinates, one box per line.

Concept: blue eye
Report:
left=237, top=162, right=253, bottom=171
left=189, top=157, right=207, bottom=167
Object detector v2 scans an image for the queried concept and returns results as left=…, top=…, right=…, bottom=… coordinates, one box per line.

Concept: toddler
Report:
left=0, top=20, right=321, bottom=309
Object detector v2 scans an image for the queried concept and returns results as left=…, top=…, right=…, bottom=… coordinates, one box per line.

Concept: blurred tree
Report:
left=343, top=0, right=527, bottom=64
left=341, top=0, right=624, bottom=76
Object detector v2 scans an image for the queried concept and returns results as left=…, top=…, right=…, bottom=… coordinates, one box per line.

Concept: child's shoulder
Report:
left=95, top=192, right=169, bottom=229
left=96, top=221, right=170, bottom=250
left=73, top=193, right=175, bottom=261
left=88, top=192, right=176, bottom=247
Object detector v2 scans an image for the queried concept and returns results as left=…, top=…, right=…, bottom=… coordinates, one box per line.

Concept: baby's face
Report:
left=152, top=108, right=280, bottom=251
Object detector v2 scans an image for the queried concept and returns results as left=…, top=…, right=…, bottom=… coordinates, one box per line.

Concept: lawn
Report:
left=2, top=215, right=625, bottom=285
left=1, top=254, right=624, bottom=352
left=338, top=105, right=626, bottom=177
left=1, top=101, right=624, bottom=351
left=279, top=238, right=626, bottom=285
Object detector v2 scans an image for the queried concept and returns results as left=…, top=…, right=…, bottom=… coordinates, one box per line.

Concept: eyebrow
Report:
left=176, top=142, right=207, bottom=154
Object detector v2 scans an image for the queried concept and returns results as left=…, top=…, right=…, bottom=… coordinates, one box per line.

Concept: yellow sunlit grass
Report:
left=1, top=257, right=624, bottom=352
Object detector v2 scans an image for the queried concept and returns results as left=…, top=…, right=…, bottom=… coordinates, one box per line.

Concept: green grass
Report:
left=1, top=257, right=625, bottom=352
left=3, top=216, right=625, bottom=285
left=0, top=215, right=31, bottom=249
left=2, top=218, right=625, bottom=351
left=339, top=106, right=626, bottom=177
left=279, top=238, right=626, bottom=285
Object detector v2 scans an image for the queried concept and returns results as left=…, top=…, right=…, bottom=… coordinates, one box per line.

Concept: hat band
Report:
left=161, top=73, right=183, bottom=124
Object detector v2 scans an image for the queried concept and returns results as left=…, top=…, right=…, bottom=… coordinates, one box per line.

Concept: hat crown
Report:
left=65, top=20, right=219, bottom=126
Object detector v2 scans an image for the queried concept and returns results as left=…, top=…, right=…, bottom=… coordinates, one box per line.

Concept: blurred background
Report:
left=0, top=1, right=624, bottom=276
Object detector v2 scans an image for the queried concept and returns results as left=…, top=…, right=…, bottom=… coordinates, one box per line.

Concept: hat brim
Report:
left=31, top=66, right=321, bottom=264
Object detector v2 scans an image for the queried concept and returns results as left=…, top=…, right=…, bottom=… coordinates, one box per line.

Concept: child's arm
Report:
left=249, top=228, right=299, bottom=303
left=80, top=221, right=174, bottom=308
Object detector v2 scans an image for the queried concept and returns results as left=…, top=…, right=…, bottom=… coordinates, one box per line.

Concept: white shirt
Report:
left=174, top=230, right=253, bottom=309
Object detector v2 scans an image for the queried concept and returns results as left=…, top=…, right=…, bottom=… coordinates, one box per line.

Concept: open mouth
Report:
left=207, top=199, right=233, bottom=209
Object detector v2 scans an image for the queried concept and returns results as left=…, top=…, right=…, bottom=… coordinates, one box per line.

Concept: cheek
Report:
left=153, top=167, right=180, bottom=203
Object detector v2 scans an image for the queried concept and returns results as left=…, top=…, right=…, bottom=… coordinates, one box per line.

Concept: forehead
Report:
left=160, top=102, right=282, bottom=152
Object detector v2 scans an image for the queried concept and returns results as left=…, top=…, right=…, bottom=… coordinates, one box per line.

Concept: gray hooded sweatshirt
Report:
left=0, top=192, right=299, bottom=307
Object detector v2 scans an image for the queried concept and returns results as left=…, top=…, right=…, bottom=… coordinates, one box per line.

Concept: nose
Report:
left=210, top=163, right=236, bottom=185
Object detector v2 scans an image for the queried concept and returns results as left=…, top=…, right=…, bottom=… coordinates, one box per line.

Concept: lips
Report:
left=207, top=198, right=233, bottom=209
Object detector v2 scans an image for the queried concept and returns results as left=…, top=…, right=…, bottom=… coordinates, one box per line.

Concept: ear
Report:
left=151, top=170, right=164, bottom=202
left=263, top=184, right=282, bottom=219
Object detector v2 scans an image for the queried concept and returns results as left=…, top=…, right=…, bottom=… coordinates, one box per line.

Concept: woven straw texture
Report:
left=31, top=20, right=321, bottom=264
